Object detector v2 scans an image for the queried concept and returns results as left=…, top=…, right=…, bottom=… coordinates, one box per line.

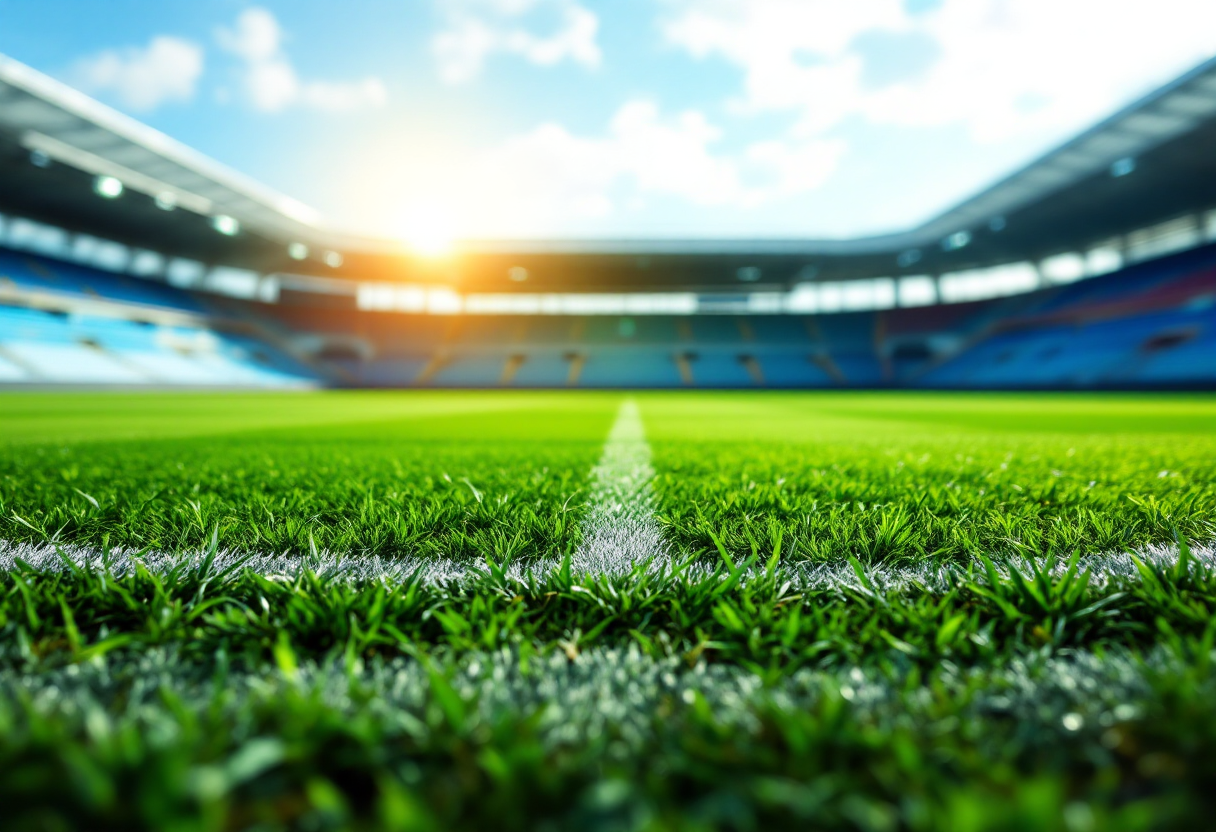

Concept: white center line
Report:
left=569, top=398, right=668, bottom=575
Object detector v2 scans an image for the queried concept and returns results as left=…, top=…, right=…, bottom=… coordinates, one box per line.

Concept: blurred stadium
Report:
left=2, top=51, right=1214, bottom=392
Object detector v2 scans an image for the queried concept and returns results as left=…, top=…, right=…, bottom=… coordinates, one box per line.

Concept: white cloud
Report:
left=746, top=137, right=847, bottom=198
left=382, top=100, right=845, bottom=237
left=433, top=0, right=601, bottom=84
left=485, top=101, right=743, bottom=214
left=217, top=8, right=387, bottom=112
left=661, top=0, right=1216, bottom=143
left=74, top=36, right=204, bottom=111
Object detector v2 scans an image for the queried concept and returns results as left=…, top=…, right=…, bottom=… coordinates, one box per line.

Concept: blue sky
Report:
left=3, top=0, right=1216, bottom=247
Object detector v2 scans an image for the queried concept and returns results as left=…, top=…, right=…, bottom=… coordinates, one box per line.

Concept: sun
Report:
left=397, top=205, right=457, bottom=259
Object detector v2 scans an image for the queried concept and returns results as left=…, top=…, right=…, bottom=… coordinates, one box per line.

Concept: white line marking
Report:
left=568, top=398, right=667, bottom=576
left=1, top=537, right=1213, bottom=591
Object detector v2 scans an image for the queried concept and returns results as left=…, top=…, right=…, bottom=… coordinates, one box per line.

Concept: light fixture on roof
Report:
left=154, top=192, right=177, bottom=211
left=212, top=214, right=240, bottom=236
left=942, top=230, right=971, bottom=251
left=94, top=175, right=123, bottom=199
left=897, top=249, right=922, bottom=268
left=508, top=266, right=529, bottom=282
left=29, top=149, right=50, bottom=168
left=324, top=251, right=344, bottom=268
left=1111, top=157, right=1136, bottom=178
left=736, top=266, right=762, bottom=282
left=288, top=242, right=309, bottom=260
left=989, top=216, right=1006, bottom=232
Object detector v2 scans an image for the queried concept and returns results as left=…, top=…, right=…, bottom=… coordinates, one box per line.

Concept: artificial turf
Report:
left=1, top=390, right=1215, bottom=831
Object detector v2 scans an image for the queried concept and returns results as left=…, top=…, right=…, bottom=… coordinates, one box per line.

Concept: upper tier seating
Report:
left=0, top=250, right=203, bottom=313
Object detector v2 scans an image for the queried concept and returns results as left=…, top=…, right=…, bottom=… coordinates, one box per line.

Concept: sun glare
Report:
left=398, top=206, right=457, bottom=259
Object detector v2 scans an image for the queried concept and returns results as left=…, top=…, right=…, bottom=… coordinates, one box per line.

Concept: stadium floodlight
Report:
left=93, top=175, right=123, bottom=199
left=212, top=215, right=240, bottom=236
left=288, top=243, right=309, bottom=261
left=897, top=249, right=922, bottom=268
left=989, top=216, right=1007, bottom=232
left=324, top=251, right=344, bottom=268
left=736, top=266, right=762, bottom=282
left=1111, top=157, right=1136, bottom=177
left=155, top=192, right=178, bottom=211
left=29, top=149, right=50, bottom=168
left=508, top=266, right=529, bottom=282
left=942, top=231, right=972, bottom=251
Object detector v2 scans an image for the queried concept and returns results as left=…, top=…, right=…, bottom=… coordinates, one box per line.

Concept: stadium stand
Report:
left=8, top=237, right=1215, bottom=390
left=1, top=238, right=1213, bottom=389
left=920, top=242, right=1216, bottom=388
left=0, top=249, right=318, bottom=387
left=0, top=249, right=202, bottom=313
left=245, top=240, right=1216, bottom=390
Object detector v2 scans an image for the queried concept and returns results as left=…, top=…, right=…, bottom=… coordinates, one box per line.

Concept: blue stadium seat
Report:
left=356, top=358, right=430, bottom=386
left=749, top=316, right=811, bottom=345
left=758, top=354, right=835, bottom=387
left=817, top=313, right=875, bottom=352
left=510, top=353, right=571, bottom=386
left=689, top=317, right=743, bottom=344
left=691, top=354, right=755, bottom=387
left=580, top=351, right=683, bottom=387
left=832, top=354, right=884, bottom=386
left=430, top=355, right=508, bottom=386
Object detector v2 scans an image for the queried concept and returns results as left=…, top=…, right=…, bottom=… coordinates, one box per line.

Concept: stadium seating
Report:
left=921, top=243, right=1216, bottom=388
left=0, top=249, right=203, bottom=313
left=223, top=240, right=1216, bottom=390
left=431, top=355, right=511, bottom=387
left=756, top=353, right=836, bottom=387
left=0, top=250, right=317, bottom=387
left=578, top=350, right=684, bottom=387
left=3, top=239, right=1214, bottom=390
left=508, top=352, right=572, bottom=386
left=689, top=352, right=756, bottom=387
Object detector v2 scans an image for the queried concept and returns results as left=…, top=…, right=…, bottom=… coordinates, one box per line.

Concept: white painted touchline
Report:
left=1, top=536, right=1214, bottom=592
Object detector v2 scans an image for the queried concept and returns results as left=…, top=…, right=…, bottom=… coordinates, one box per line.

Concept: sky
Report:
left=3, top=0, right=1216, bottom=248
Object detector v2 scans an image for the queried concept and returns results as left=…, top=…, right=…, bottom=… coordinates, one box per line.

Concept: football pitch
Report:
left=2, top=390, right=1216, bottom=830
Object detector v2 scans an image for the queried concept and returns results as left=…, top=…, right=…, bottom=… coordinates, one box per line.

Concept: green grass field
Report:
left=2, top=391, right=1216, bottom=831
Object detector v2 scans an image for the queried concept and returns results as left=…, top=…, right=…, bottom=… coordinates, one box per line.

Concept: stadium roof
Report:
left=2, top=51, right=1216, bottom=291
